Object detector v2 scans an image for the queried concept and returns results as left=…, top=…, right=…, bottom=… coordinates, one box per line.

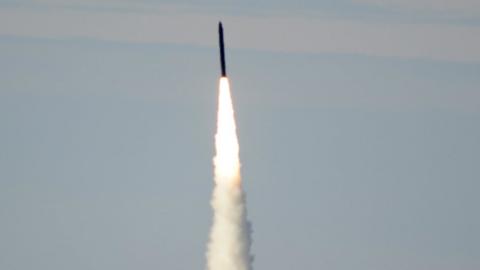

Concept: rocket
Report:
left=218, top=22, right=227, bottom=77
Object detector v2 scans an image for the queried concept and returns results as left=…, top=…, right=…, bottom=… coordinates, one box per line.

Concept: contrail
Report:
left=206, top=22, right=253, bottom=270
left=206, top=77, right=253, bottom=270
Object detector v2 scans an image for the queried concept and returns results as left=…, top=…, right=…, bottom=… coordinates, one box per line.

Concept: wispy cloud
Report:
left=352, top=0, right=480, bottom=15
left=1, top=4, right=479, bottom=62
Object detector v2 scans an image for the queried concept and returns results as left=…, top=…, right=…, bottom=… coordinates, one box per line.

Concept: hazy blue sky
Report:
left=1, top=1, right=479, bottom=270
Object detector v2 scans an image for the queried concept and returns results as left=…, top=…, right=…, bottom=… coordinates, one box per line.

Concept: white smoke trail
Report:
left=206, top=77, right=253, bottom=270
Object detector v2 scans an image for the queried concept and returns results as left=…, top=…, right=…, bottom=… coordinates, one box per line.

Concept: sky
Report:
left=1, top=1, right=479, bottom=270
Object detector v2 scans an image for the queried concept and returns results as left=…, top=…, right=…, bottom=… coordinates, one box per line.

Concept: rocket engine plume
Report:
left=206, top=77, right=253, bottom=270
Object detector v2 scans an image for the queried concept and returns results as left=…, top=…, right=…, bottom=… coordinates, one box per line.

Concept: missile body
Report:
left=218, top=22, right=227, bottom=77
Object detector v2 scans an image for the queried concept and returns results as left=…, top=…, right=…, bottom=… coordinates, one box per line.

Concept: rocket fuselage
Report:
left=218, top=22, right=227, bottom=77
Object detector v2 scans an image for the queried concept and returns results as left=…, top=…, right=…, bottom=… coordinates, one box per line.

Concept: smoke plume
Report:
left=206, top=77, right=253, bottom=270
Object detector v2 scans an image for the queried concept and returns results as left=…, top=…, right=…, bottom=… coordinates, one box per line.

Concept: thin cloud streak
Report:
left=1, top=6, right=480, bottom=62
left=352, top=0, right=480, bottom=16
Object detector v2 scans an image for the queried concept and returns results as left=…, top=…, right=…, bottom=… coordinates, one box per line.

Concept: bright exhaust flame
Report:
left=206, top=77, right=253, bottom=270
left=214, top=78, right=240, bottom=184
